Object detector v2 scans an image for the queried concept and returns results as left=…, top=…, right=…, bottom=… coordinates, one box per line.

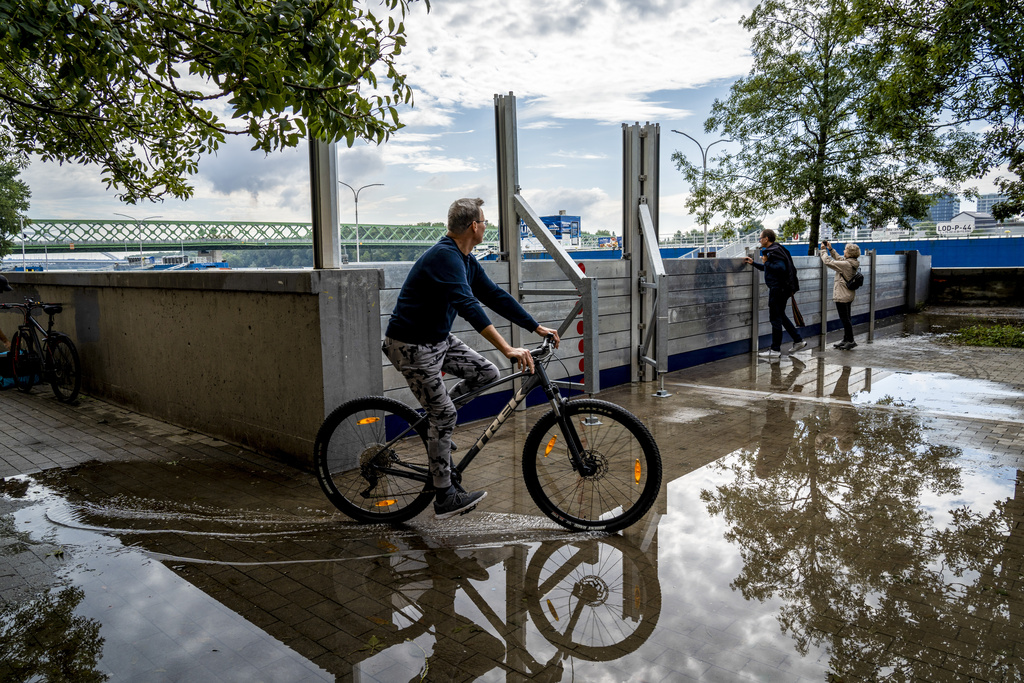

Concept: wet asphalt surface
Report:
left=1, top=309, right=1022, bottom=682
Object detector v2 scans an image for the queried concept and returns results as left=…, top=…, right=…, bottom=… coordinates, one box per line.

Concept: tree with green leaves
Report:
left=689, top=0, right=974, bottom=254
left=0, top=0, right=428, bottom=203
left=852, top=0, right=1023, bottom=220
left=0, top=146, right=31, bottom=256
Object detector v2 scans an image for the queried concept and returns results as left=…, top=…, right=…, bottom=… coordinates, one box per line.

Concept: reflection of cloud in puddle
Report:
left=853, top=372, right=1023, bottom=420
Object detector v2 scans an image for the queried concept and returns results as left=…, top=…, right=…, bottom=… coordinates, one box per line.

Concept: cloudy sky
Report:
left=19, top=0, right=990, bottom=234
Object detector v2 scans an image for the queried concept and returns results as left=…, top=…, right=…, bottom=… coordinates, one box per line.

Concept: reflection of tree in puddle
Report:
left=0, top=586, right=107, bottom=682
left=701, top=402, right=1023, bottom=681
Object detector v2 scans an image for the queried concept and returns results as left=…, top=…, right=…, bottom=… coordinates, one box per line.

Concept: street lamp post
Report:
left=338, top=182, right=383, bottom=263
left=671, top=130, right=729, bottom=256
left=114, top=213, right=162, bottom=268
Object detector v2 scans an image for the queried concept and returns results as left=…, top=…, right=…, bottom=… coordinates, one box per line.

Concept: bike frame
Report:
left=373, top=343, right=587, bottom=487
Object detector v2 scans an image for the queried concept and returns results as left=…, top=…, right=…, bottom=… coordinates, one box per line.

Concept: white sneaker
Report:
left=757, top=349, right=781, bottom=360
left=788, top=340, right=808, bottom=354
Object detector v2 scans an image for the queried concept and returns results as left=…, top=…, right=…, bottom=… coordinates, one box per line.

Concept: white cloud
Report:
left=398, top=0, right=755, bottom=125
left=23, top=0, right=758, bottom=225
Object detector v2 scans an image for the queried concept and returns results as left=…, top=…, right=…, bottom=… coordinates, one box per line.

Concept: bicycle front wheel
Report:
left=10, top=330, right=41, bottom=392
left=526, top=535, right=661, bottom=661
left=46, top=336, right=81, bottom=403
left=522, top=399, right=662, bottom=533
left=314, top=396, right=434, bottom=524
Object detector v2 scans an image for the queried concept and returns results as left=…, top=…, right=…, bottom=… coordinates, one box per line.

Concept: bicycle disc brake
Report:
left=575, top=450, right=608, bottom=479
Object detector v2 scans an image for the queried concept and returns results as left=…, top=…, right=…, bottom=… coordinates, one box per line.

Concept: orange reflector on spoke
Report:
left=545, top=436, right=558, bottom=456
left=634, top=459, right=642, bottom=483
left=547, top=599, right=559, bottom=622
left=635, top=585, right=641, bottom=610
left=357, top=417, right=381, bottom=425
left=375, top=499, right=397, bottom=507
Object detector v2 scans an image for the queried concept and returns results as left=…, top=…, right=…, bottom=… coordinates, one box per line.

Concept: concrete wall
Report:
left=1, top=269, right=383, bottom=469
left=930, top=267, right=1024, bottom=306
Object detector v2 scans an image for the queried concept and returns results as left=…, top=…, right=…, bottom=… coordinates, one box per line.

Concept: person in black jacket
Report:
left=743, top=229, right=807, bottom=359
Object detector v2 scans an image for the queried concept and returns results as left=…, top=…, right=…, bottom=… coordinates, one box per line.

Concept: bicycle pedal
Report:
left=458, top=505, right=478, bottom=516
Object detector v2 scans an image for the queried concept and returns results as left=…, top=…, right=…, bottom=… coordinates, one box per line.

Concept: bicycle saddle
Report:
left=42, top=304, right=63, bottom=315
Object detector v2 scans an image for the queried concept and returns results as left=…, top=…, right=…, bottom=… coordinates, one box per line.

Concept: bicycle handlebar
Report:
left=0, top=298, right=62, bottom=311
left=530, top=333, right=556, bottom=361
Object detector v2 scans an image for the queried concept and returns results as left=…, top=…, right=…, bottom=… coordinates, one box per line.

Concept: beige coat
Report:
left=820, top=247, right=859, bottom=303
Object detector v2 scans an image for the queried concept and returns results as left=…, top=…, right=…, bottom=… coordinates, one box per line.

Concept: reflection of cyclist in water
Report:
left=347, top=533, right=660, bottom=680
left=382, top=198, right=560, bottom=519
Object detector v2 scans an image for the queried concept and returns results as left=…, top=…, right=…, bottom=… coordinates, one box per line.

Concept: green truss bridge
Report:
left=16, top=219, right=508, bottom=253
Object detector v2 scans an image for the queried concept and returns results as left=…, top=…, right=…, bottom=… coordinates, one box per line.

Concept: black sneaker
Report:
left=844, top=341, right=858, bottom=350
left=434, top=486, right=487, bottom=519
left=833, top=341, right=847, bottom=349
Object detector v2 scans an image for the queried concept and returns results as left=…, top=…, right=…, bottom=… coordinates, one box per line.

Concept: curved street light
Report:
left=114, top=212, right=162, bottom=268
left=671, top=130, right=729, bottom=256
left=338, top=182, right=384, bottom=263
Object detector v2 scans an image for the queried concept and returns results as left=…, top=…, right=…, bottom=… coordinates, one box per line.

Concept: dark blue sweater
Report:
left=751, top=243, right=799, bottom=294
left=385, top=237, right=539, bottom=345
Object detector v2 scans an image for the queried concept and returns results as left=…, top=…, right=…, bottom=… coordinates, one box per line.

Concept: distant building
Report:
left=935, top=211, right=997, bottom=236
left=976, top=193, right=1019, bottom=220
left=927, top=194, right=960, bottom=223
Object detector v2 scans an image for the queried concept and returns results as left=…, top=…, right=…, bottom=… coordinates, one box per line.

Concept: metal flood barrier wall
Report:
left=377, top=252, right=910, bottom=422
left=379, top=258, right=629, bottom=420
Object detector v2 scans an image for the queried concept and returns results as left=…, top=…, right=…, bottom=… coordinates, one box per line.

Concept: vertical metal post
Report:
left=750, top=250, right=760, bottom=353
left=640, top=123, right=663, bottom=390
left=309, top=137, right=341, bottom=269
left=820, top=255, right=830, bottom=350
left=624, top=124, right=643, bottom=382
left=868, top=249, right=877, bottom=342
left=582, top=278, right=599, bottom=394
left=495, top=93, right=522, bottom=353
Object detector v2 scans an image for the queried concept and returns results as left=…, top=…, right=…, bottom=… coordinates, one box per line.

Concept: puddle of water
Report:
left=853, top=371, right=1024, bottom=420
left=2, top=395, right=1022, bottom=682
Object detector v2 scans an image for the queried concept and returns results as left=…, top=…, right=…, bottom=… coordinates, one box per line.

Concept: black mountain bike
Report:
left=1, top=299, right=82, bottom=403
left=314, top=335, right=662, bottom=532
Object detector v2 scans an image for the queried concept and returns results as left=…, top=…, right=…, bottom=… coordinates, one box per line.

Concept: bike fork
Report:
left=535, top=364, right=590, bottom=474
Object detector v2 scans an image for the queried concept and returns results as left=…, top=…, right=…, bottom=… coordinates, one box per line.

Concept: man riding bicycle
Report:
left=382, top=198, right=560, bottom=519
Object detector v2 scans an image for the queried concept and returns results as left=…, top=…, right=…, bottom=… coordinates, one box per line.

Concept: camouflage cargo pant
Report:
left=382, top=334, right=500, bottom=488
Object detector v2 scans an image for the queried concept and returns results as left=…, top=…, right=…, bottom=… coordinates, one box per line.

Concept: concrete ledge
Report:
left=0, top=269, right=384, bottom=470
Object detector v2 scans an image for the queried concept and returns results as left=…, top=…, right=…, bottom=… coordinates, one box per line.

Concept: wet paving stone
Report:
left=1, top=311, right=1023, bottom=681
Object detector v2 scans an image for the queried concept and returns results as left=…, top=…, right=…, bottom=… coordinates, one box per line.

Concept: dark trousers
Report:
left=835, top=300, right=854, bottom=342
left=768, top=287, right=801, bottom=351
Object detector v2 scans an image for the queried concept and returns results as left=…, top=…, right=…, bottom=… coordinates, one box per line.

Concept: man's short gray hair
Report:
left=448, top=198, right=484, bottom=234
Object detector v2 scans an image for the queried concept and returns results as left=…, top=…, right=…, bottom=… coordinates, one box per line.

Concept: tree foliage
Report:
left=697, top=0, right=974, bottom=254
left=0, top=145, right=31, bottom=256
left=852, top=0, right=1024, bottom=219
left=0, top=0, right=428, bottom=203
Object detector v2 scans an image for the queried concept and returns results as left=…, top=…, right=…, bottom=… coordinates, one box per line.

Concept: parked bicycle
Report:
left=1, top=298, right=82, bottom=403
left=314, top=335, right=662, bottom=532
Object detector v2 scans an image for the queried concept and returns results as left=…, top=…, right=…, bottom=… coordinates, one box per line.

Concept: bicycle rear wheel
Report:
left=10, top=330, right=41, bottom=392
left=314, top=396, right=434, bottom=524
left=46, top=336, right=82, bottom=403
left=522, top=399, right=662, bottom=533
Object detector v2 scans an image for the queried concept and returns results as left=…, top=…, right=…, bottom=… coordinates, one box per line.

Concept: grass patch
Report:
left=945, top=323, right=1024, bottom=348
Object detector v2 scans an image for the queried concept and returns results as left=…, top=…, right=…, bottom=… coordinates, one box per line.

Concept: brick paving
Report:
left=1, top=309, right=1022, bottom=682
